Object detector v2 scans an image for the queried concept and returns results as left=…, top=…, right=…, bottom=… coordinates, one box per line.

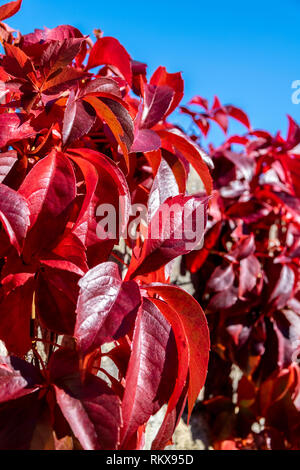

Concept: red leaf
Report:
left=130, top=128, right=161, bottom=153
left=162, top=148, right=187, bottom=194
left=0, top=150, right=18, bottom=183
left=0, top=183, right=30, bottom=254
left=62, top=90, right=96, bottom=146
left=0, top=355, right=41, bottom=403
left=148, top=297, right=189, bottom=416
left=239, top=254, right=261, bottom=298
left=207, top=263, right=235, bottom=292
left=19, top=150, right=76, bottom=259
left=3, top=43, right=35, bottom=81
left=69, top=149, right=131, bottom=266
left=79, top=77, right=122, bottom=99
left=87, top=36, right=132, bottom=85
left=83, top=95, right=134, bottom=170
left=188, top=95, right=209, bottom=111
left=41, top=67, right=88, bottom=95
left=150, top=66, right=184, bottom=117
left=0, top=276, right=34, bottom=356
left=0, top=113, right=37, bottom=148
left=147, top=158, right=180, bottom=222
left=159, top=129, right=213, bottom=194
left=207, top=286, right=238, bottom=311
left=127, top=194, right=208, bottom=279
left=224, top=105, right=251, bottom=129
left=0, top=0, right=22, bottom=21
left=120, top=297, right=173, bottom=447
left=140, top=83, right=174, bottom=129
left=35, top=264, right=80, bottom=335
left=75, top=262, right=141, bottom=353
left=50, top=231, right=88, bottom=274
left=151, top=381, right=188, bottom=450
left=268, top=264, right=295, bottom=309
left=195, top=115, right=210, bottom=136
left=185, top=220, right=222, bottom=273
left=54, top=374, right=121, bottom=450
left=40, top=38, right=85, bottom=77
left=145, top=284, right=210, bottom=420
left=22, top=24, right=84, bottom=46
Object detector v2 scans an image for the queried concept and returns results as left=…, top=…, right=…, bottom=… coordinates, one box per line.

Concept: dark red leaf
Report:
left=145, top=284, right=210, bottom=419
left=140, top=84, right=174, bottom=129
left=0, top=183, right=30, bottom=254
left=207, top=286, right=238, bottom=311
left=147, top=158, right=180, bottom=222
left=0, top=391, right=42, bottom=450
left=79, top=77, right=122, bottom=99
left=239, top=254, right=261, bottom=298
left=35, top=264, right=80, bottom=335
left=75, top=262, right=141, bottom=353
left=0, top=276, right=34, bottom=355
left=150, top=66, right=184, bottom=116
left=55, top=374, right=121, bottom=450
left=40, top=38, right=85, bottom=77
left=268, top=264, right=295, bottom=309
left=120, top=297, right=173, bottom=447
left=62, top=90, right=96, bottom=146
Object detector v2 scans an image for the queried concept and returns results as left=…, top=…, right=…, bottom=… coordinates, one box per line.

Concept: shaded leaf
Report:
left=0, top=355, right=41, bottom=403
left=55, top=372, right=121, bottom=450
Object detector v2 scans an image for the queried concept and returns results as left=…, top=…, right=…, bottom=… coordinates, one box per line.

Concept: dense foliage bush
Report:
left=182, top=98, right=300, bottom=450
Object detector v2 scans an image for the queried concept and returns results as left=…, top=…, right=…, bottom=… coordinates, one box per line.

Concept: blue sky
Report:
left=6, top=0, right=300, bottom=144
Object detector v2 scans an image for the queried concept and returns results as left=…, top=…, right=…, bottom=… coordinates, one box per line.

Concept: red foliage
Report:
left=181, top=97, right=300, bottom=450
left=0, top=1, right=211, bottom=450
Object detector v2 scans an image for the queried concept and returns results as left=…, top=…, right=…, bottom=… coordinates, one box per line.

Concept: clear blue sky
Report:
left=6, top=0, right=300, bottom=144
